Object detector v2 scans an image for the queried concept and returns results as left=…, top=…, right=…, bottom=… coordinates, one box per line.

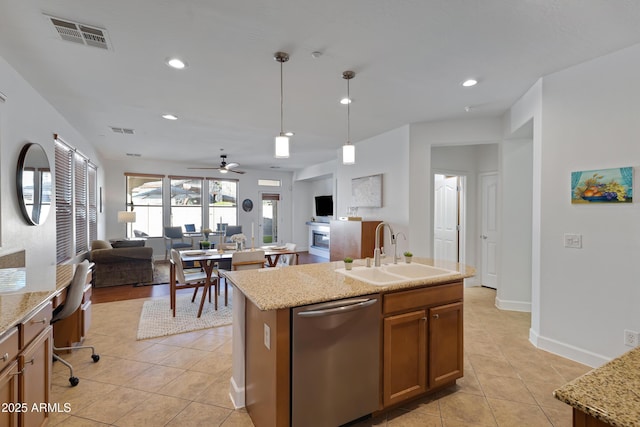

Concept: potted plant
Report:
left=343, top=257, right=354, bottom=270
left=403, top=251, right=413, bottom=263
left=202, top=228, right=213, bottom=240
left=200, top=240, right=211, bottom=250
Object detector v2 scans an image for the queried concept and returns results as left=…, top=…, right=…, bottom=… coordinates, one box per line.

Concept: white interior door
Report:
left=480, top=173, right=498, bottom=289
left=434, top=174, right=459, bottom=262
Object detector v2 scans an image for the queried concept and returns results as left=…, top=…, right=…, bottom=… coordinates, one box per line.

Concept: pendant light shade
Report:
left=342, top=70, right=356, bottom=165
left=274, top=52, right=290, bottom=158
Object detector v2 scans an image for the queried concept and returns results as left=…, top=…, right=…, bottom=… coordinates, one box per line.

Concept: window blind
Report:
left=88, top=164, right=98, bottom=245
left=74, top=152, right=88, bottom=254
left=55, top=140, right=73, bottom=263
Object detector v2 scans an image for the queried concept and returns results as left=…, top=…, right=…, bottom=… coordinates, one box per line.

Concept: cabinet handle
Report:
left=32, top=318, right=47, bottom=325
left=421, top=317, right=427, bottom=321
left=13, top=359, right=35, bottom=376
left=1, top=352, right=9, bottom=361
left=432, top=314, right=439, bottom=319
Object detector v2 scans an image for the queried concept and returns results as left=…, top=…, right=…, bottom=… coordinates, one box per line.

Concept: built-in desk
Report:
left=0, top=262, right=84, bottom=427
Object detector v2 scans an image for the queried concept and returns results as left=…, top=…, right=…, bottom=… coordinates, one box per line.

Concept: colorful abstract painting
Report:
left=571, top=167, right=633, bottom=204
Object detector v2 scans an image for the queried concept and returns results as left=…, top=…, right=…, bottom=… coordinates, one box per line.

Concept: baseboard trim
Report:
left=229, top=376, right=245, bottom=409
left=495, top=296, right=531, bottom=312
left=529, top=328, right=609, bottom=368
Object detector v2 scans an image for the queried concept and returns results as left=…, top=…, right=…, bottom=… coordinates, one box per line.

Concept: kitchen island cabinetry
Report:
left=382, top=281, right=463, bottom=408
left=225, top=259, right=474, bottom=426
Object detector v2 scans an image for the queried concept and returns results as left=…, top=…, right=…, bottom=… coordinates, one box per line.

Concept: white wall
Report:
left=531, top=43, right=640, bottom=364
left=0, top=55, right=104, bottom=290
left=102, top=157, right=294, bottom=259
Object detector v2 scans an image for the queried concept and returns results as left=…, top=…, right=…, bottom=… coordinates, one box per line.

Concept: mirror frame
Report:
left=17, top=143, right=51, bottom=226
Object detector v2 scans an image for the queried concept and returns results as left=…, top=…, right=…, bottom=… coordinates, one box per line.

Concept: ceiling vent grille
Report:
left=46, top=15, right=111, bottom=50
left=111, top=127, right=135, bottom=135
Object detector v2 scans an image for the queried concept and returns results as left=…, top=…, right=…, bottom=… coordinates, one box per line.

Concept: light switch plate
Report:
left=564, top=233, right=582, bottom=249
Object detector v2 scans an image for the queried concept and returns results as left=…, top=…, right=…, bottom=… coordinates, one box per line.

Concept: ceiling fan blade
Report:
left=229, top=169, right=246, bottom=174
left=226, top=162, right=240, bottom=169
left=187, top=167, right=219, bottom=170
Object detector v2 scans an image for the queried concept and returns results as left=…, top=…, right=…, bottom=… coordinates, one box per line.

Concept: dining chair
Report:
left=164, top=226, right=193, bottom=259
left=278, top=243, right=298, bottom=266
left=232, top=250, right=266, bottom=271
left=169, top=249, right=215, bottom=317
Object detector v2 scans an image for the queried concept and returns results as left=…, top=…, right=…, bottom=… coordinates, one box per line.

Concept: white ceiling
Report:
left=1, top=1, right=640, bottom=171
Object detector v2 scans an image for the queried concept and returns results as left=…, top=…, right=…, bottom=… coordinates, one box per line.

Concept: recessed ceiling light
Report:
left=166, top=58, right=187, bottom=69
left=461, top=79, right=478, bottom=87
left=284, top=131, right=294, bottom=137
left=162, top=114, right=178, bottom=120
left=340, top=97, right=351, bottom=105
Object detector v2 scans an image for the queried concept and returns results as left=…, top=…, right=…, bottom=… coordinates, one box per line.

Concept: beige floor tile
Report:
left=387, top=408, right=443, bottom=426
left=189, top=350, right=233, bottom=376
left=540, top=404, right=573, bottom=427
left=158, top=369, right=218, bottom=399
left=83, top=357, right=154, bottom=386
left=127, top=364, right=186, bottom=392
left=126, top=342, right=183, bottom=363
left=487, top=397, right=553, bottom=427
left=165, top=401, right=233, bottom=426
left=73, top=386, right=152, bottom=424
left=50, top=416, right=112, bottom=426
left=113, top=394, right=190, bottom=427
left=187, top=332, right=230, bottom=351
left=157, top=346, right=211, bottom=369
left=157, top=330, right=208, bottom=347
left=50, top=378, right=119, bottom=414
left=524, top=380, right=570, bottom=410
left=467, top=353, right=519, bottom=378
left=194, top=376, right=236, bottom=409
left=439, top=392, right=497, bottom=426
left=220, top=410, right=256, bottom=427
left=476, top=373, right=537, bottom=404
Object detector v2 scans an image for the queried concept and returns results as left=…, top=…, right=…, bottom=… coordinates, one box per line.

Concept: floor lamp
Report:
left=117, top=211, right=136, bottom=238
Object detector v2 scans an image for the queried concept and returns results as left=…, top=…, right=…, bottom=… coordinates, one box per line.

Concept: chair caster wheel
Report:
left=92, top=354, right=100, bottom=362
left=69, top=377, right=79, bottom=387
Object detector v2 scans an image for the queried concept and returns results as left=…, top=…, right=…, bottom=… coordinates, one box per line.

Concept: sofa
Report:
left=90, top=240, right=154, bottom=287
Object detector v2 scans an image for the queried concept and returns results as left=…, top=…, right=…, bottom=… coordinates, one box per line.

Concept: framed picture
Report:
left=571, top=166, right=633, bottom=204
left=352, top=174, right=382, bottom=207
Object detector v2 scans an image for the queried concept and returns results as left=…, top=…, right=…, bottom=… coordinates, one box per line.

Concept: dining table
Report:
left=177, top=246, right=300, bottom=309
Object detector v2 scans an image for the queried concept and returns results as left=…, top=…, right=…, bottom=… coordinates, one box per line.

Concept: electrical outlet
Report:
left=264, top=323, right=271, bottom=350
left=564, top=233, right=582, bottom=249
left=624, top=329, right=639, bottom=347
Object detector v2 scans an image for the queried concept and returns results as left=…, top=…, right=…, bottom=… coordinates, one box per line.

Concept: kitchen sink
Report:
left=336, top=263, right=458, bottom=286
left=382, top=263, right=455, bottom=279
left=335, top=266, right=408, bottom=286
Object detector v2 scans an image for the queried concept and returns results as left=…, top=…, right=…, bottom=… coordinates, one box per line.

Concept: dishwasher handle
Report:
left=297, top=298, right=377, bottom=317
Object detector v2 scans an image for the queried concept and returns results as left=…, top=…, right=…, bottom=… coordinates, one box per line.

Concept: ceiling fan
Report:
left=188, top=154, right=245, bottom=174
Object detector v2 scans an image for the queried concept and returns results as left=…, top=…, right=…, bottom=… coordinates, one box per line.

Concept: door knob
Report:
left=480, top=235, right=488, bottom=239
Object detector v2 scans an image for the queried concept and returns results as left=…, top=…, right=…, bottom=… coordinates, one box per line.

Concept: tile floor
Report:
left=50, top=286, right=590, bottom=426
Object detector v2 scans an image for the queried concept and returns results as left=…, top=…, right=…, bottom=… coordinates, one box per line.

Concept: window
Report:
left=126, top=173, right=164, bottom=238
left=170, top=176, right=203, bottom=230
left=208, top=178, right=238, bottom=228
left=55, top=136, right=97, bottom=263
left=258, top=179, right=281, bottom=187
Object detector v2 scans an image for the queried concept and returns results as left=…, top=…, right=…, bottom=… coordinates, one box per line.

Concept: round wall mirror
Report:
left=17, top=143, right=52, bottom=225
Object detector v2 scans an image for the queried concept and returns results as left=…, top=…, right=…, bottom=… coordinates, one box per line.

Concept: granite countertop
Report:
left=554, top=347, right=640, bottom=427
left=223, top=257, right=475, bottom=311
left=0, top=264, right=74, bottom=336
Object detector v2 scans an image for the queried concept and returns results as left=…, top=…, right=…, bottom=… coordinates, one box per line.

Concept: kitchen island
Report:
left=554, top=347, right=640, bottom=427
left=224, top=258, right=475, bottom=427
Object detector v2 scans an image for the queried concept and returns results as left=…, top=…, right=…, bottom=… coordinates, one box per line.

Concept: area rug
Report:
left=136, top=294, right=232, bottom=340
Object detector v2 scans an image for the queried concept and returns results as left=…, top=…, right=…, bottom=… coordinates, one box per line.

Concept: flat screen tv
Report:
left=315, top=195, right=333, bottom=217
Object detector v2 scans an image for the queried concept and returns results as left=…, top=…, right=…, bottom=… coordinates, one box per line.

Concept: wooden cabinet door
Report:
left=383, top=309, right=427, bottom=407
left=19, top=327, right=52, bottom=427
left=0, top=361, right=19, bottom=427
left=428, top=302, right=463, bottom=389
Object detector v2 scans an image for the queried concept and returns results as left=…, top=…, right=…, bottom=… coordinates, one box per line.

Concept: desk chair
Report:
left=170, top=249, right=216, bottom=317
left=164, top=226, right=192, bottom=259
left=51, top=260, right=100, bottom=387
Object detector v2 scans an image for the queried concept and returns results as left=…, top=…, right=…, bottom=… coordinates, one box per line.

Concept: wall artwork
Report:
left=571, top=166, right=633, bottom=204
left=352, top=174, right=382, bottom=208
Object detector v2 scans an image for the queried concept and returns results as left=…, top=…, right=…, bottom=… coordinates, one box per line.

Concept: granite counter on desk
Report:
left=554, top=347, right=640, bottom=427
left=223, top=257, right=475, bottom=310
left=0, top=264, right=74, bottom=336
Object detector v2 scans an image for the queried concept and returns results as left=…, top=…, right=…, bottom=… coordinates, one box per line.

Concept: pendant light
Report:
left=274, top=52, right=290, bottom=158
left=342, top=70, right=356, bottom=165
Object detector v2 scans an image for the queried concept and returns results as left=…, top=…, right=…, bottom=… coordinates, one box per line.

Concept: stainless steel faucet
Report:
left=374, top=222, right=396, bottom=266
left=395, top=231, right=407, bottom=263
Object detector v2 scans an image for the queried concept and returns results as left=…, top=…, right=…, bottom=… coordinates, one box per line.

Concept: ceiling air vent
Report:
left=46, top=15, right=111, bottom=50
left=111, top=127, right=135, bottom=135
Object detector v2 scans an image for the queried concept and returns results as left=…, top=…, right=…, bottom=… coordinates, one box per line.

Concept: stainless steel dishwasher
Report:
left=292, top=295, right=380, bottom=427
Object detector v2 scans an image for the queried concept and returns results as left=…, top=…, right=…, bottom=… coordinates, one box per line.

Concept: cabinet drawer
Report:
left=20, top=302, right=52, bottom=349
left=0, top=327, right=19, bottom=371
left=383, top=282, right=462, bottom=314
